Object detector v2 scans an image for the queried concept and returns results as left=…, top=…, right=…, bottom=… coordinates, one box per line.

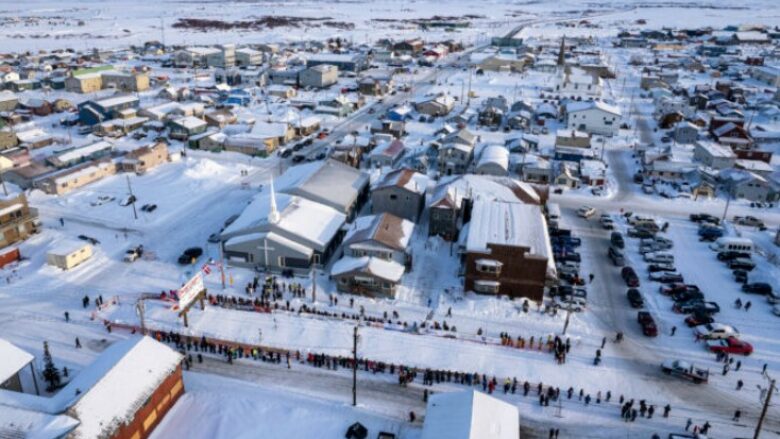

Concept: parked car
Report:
left=672, top=299, right=703, bottom=314
left=693, top=323, right=739, bottom=340
left=610, top=232, right=625, bottom=249
left=559, top=270, right=585, bottom=285
left=637, top=311, right=658, bottom=337
left=766, top=291, right=780, bottom=305
left=733, top=215, right=765, bottom=228
left=552, top=295, right=587, bottom=312
left=553, top=285, right=588, bottom=299
left=706, top=337, right=753, bottom=356
left=675, top=300, right=720, bottom=314
left=640, top=236, right=673, bottom=251
left=123, top=245, right=144, bottom=263
left=684, top=311, right=715, bottom=327
left=698, top=226, right=723, bottom=241
left=733, top=270, right=749, bottom=284
left=577, top=206, right=596, bottom=218
left=660, top=283, right=700, bottom=296
left=661, top=359, right=709, bottom=384
left=690, top=213, right=720, bottom=224
left=671, top=289, right=704, bottom=303
left=627, top=289, right=644, bottom=308
left=649, top=272, right=684, bottom=284
left=556, top=236, right=581, bottom=247
left=628, top=228, right=655, bottom=239
left=692, top=302, right=721, bottom=315
left=608, top=246, right=625, bottom=267
left=728, top=258, right=756, bottom=272
left=600, top=217, right=615, bottom=230
left=178, top=247, right=203, bottom=265
left=90, top=195, right=116, bottom=206
left=648, top=263, right=676, bottom=273
left=119, top=195, right=137, bottom=207
left=644, top=252, right=674, bottom=264
left=77, top=234, right=100, bottom=245
left=742, top=282, right=772, bottom=295
left=555, top=252, right=581, bottom=263
left=717, top=251, right=751, bottom=262
left=621, top=266, right=640, bottom=287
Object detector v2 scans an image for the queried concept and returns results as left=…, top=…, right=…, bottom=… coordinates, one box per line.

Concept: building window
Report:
left=474, top=280, right=500, bottom=294
left=389, top=194, right=397, bottom=200
left=475, top=259, right=502, bottom=275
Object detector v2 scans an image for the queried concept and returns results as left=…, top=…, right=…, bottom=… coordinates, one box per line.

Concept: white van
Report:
left=709, top=237, right=754, bottom=253
left=628, top=214, right=655, bottom=226
left=644, top=252, right=674, bottom=264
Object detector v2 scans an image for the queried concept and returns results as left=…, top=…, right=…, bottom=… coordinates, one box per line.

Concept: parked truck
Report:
left=661, top=359, right=709, bottom=384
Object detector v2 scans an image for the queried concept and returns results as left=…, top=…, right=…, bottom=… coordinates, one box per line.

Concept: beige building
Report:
left=0, top=130, right=18, bottom=151
left=46, top=240, right=93, bottom=270
left=479, top=54, right=528, bottom=72
left=300, top=64, right=339, bottom=88
left=37, top=159, right=117, bottom=195
left=102, top=71, right=150, bottom=92
left=65, top=73, right=103, bottom=93
left=0, top=192, right=39, bottom=249
left=120, top=142, right=169, bottom=174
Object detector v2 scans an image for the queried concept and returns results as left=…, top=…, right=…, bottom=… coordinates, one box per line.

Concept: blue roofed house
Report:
left=78, top=95, right=140, bottom=126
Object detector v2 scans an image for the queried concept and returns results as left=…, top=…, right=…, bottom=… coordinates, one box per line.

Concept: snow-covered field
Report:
left=2, top=0, right=780, bottom=437
left=151, top=372, right=420, bottom=439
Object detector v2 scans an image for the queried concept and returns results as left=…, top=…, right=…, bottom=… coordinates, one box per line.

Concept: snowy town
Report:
left=1, top=0, right=780, bottom=438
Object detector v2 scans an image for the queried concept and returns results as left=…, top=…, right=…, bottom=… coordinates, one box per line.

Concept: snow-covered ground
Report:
left=151, top=372, right=420, bottom=439
left=2, top=0, right=780, bottom=437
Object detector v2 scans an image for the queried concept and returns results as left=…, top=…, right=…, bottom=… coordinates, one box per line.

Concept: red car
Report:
left=637, top=311, right=658, bottom=337
left=707, top=337, right=753, bottom=356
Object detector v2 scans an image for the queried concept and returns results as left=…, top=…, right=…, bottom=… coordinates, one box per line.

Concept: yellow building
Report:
left=120, top=141, right=169, bottom=174
left=37, top=159, right=117, bottom=195
left=47, top=241, right=92, bottom=270
left=65, top=73, right=103, bottom=93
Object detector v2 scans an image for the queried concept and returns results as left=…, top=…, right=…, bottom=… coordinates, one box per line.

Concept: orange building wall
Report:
left=110, top=365, right=184, bottom=439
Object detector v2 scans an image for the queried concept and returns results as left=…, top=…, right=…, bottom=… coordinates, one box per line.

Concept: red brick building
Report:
left=0, top=336, right=183, bottom=439
left=66, top=336, right=184, bottom=439
left=462, top=199, right=553, bottom=302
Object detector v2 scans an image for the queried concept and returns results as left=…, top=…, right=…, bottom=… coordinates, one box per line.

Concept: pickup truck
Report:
left=661, top=359, right=709, bottom=384
left=124, top=245, right=144, bottom=263
left=733, top=215, right=765, bottom=229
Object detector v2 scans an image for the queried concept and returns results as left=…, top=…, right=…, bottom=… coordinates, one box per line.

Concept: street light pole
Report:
left=352, top=326, right=358, bottom=406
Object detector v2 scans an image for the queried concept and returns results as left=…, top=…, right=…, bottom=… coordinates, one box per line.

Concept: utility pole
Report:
left=352, top=326, right=358, bottom=406
left=126, top=175, right=138, bottom=220
left=311, top=265, right=317, bottom=303
left=722, top=189, right=732, bottom=223
left=136, top=298, right=146, bottom=335
left=562, top=288, right=573, bottom=335
left=754, top=377, right=776, bottom=439
left=218, top=244, right=226, bottom=289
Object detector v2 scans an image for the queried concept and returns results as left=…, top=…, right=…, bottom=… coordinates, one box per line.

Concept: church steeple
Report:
left=268, top=178, right=280, bottom=224
left=557, top=36, right=566, bottom=67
